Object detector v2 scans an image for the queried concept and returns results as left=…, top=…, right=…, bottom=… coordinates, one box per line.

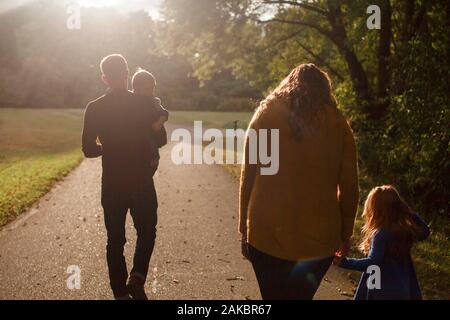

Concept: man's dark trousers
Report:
left=101, top=181, right=158, bottom=297
left=82, top=89, right=167, bottom=297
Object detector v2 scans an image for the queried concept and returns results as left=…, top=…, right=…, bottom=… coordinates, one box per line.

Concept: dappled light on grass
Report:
left=0, top=109, right=84, bottom=226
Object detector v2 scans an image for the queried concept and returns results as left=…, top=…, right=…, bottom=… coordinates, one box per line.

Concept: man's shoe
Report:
left=114, top=294, right=132, bottom=300
left=127, top=275, right=148, bottom=300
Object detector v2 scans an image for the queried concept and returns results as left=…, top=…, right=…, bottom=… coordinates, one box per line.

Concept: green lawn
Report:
left=0, top=108, right=84, bottom=227
left=170, top=111, right=253, bottom=129
left=412, top=220, right=450, bottom=299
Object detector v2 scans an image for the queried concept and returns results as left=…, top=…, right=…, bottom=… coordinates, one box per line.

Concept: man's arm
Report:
left=82, top=103, right=102, bottom=158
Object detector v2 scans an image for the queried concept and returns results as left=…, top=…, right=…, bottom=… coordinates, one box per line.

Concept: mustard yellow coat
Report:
left=239, top=97, right=359, bottom=261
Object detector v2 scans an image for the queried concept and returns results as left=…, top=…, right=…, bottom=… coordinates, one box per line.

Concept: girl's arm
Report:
left=339, top=230, right=388, bottom=272
left=412, top=213, right=430, bottom=241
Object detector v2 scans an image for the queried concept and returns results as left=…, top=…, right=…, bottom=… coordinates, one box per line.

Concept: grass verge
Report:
left=0, top=108, right=84, bottom=227
left=170, top=111, right=253, bottom=129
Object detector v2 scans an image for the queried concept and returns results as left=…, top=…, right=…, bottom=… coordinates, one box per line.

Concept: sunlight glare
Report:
left=76, top=0, right=162, bottom=18
left=0, top=0, right=35, bottom=14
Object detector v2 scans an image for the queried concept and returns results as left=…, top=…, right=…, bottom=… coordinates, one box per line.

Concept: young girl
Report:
left=337, top=185, right=430, bottom=300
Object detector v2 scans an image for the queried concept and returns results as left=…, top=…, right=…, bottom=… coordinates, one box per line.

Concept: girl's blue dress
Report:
left=339, top=213, right=430, bottom=300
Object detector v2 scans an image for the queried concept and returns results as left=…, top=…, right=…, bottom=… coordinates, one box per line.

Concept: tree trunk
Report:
left=376, top=0, right=392, bottom=119
left=326, top=3, right=374, bottom=116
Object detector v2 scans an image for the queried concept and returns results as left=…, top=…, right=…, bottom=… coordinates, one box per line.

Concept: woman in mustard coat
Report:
left=239, top=63, right=359, bottom=300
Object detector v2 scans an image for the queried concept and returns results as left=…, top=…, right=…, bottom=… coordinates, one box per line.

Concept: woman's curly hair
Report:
left=268, top=63, right=337, bottom=140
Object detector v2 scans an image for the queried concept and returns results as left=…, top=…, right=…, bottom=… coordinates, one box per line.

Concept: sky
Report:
left=76, top=0, right=163, bottom=18
left=0, top=0, right=35, bottom=14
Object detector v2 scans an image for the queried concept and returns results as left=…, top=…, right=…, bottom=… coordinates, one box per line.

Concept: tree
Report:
left=160, top=0, right=450, bottom=218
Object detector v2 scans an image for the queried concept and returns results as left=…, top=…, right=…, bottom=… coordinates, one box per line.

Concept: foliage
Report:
left=160, top=0, right=450, bottom=220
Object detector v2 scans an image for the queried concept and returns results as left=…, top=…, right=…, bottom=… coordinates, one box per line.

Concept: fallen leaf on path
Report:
left=218, top=258, right=231, bottom=263
left=340, top=291, right=353, bottom=297
left=226, top=276, right=245, bottom=281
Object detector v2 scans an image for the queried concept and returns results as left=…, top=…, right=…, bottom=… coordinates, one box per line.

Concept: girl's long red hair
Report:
left=360, top=185, right=422, bottom=256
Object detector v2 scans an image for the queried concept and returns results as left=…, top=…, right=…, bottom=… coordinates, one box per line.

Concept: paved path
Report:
left=0, top=125, right=355, bottom=300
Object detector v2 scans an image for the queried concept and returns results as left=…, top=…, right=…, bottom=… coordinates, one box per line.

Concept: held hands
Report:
left=333, top=240, right=351, bottom=266
left=241, top=234, right=351, bottom=265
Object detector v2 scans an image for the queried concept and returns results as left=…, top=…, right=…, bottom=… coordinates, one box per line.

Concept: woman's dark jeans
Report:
left=248, top=245, right=333, bottom=300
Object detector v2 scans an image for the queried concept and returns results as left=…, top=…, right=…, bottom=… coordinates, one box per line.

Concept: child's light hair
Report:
left=360, top=185, right=421, bottom=256
left=131, top=68, right=156, bottom=91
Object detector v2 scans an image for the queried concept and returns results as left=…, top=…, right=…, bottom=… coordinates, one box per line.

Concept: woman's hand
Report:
left=333, top=240, right=350, bottom=265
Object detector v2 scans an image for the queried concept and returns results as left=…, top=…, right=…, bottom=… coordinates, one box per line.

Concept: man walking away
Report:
left=82, top=54, right=166, bottom=300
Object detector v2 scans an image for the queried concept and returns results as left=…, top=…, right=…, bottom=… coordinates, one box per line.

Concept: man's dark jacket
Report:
left=82, top=89, right=167, bottom=191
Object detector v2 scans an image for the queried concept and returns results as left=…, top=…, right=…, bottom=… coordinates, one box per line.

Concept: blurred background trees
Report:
left=160, top=0, right=449, bottom=220
left=0, top=0, right=260, bottom=111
